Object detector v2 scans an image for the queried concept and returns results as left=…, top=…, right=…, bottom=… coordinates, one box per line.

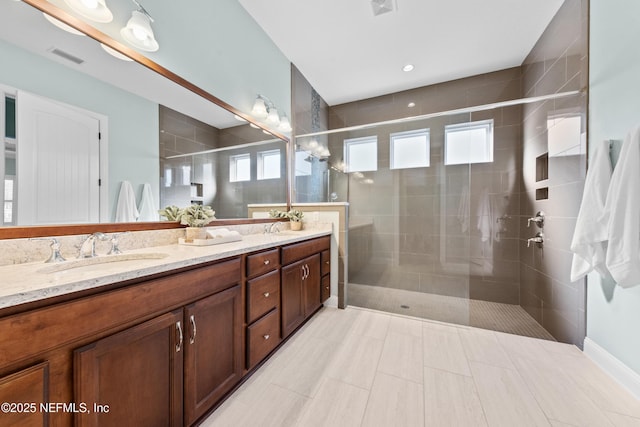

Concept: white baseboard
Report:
left=583, top=337, right=640, bottom=399
left=323, top=295, right=338, bottom=308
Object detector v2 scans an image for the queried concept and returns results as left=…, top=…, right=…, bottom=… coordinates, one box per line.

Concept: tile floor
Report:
left=348, top=283, right=556, bottom=340
left=201, top=307, right=640, bottom=427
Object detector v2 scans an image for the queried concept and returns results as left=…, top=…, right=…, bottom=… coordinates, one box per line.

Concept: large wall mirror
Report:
left=0, top=0, right=289, bottom=237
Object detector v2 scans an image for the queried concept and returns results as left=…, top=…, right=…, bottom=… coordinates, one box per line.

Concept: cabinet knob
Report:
left=264, top=260, right=270, bottom=265
left=263, top=334, right=270, bottom=340
left=325, top=261, right=330, bottom=265
left=325, top=286, right=329, bottom=290
left=264, top=292, right=270, bottom=298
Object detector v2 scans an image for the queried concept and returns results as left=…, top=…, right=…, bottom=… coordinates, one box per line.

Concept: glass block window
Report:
left=444, top=119, right=493, bottom=165
left=390, top=128, right=430, bottom=169
left=344, top=136, right=377, bottom=172
left=229, top=153, right=251, bottom=182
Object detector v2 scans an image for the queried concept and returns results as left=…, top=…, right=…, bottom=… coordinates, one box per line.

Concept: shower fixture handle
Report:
left=527, top=211, right=545, bottom=228
left=527, top=232, right=544, bottom=248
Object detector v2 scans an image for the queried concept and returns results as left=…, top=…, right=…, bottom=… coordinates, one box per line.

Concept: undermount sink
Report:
left=37, top=252, right=169, bottom=274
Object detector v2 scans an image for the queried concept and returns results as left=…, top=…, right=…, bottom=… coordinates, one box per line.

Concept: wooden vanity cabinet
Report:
left=75, top=310, right=184, bottom=427
left=0, top=362, right=49, bottom=427
left=281, top=236, right=330, bottom=338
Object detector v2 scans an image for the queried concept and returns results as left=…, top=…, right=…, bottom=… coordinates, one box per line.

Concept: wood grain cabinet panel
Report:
left=0, top=362, right=49, bottom=427
left=184, top=285, right=243, bottom=426
left=246, top=249, right=280, bottom=279
left=246, top=270, right=280, bottom=324
left=74, top=310, right=184, bottom=427
left=246, top=309, right=281, bottom=369
left=321, top=250, right=331, bottom=276
left=321, top=275, right=331, bottom=303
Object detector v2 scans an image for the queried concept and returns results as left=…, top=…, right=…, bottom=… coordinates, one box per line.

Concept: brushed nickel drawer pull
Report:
left=325, top=286, right=329, bottom=290
left=264, top=260, right=270, bottom=265
left=176, top=321, right=183, bottom=353
left=189, top=315, right=197, bottom=344
left=263, top=334, right=270, bottom=340
left=264, top=292, right=270, bottom=298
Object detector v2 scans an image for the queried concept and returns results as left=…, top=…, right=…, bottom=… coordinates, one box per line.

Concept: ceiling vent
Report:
left=48, top=47, right=85, bottom=65
left=371, top=0, right=395, bottom=16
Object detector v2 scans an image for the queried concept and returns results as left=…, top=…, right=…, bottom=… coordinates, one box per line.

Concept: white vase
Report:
left=185, top=227, right=206, bottom=242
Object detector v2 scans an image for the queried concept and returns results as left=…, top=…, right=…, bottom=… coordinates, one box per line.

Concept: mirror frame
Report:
left=1, top=0, right=291, bottom=239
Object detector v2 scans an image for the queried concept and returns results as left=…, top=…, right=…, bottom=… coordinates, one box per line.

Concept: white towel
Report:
left=570, top=140, right=612, bottom=282
left=114, top=181, right=139, bottom=222
left=138, top=183, right=157, bottom=222
left=476, top=188, right=492, bottom=243
left=603, top=127, right=640, bottom=287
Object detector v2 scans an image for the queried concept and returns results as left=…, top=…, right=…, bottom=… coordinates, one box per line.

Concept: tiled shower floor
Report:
left=348, top=283, right=556, bottom=341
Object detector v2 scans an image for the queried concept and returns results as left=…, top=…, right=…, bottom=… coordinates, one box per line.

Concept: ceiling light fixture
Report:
left=100, top=43, right=133, bottom=61
left=63, top=0, right=113, bottom=23
left=43, top=13, right=86, bottom=36
left=370, top=0, right=394, bottom=16
left=121, top=0, right=159, bottom=52
left=402, top=64, right=414, bottom=72
left=251, top=94, right=291, bottom=132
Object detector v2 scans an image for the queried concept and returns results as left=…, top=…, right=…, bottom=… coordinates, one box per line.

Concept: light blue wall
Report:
left=588, top=0, right=640, bottom=375
left=108, top=0, right=291, bottom=119
left=0, top=39, right=159, bottom=222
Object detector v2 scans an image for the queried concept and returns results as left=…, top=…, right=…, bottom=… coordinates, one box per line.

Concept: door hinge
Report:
left=98, top=179, right=102, bottom=186
left=98, top=132, right=101, bottom=140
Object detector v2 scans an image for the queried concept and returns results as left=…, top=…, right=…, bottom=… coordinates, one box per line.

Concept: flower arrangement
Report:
left=269, top=209, right=304, bottom=222
left=159, top=204, right=216, bottom=227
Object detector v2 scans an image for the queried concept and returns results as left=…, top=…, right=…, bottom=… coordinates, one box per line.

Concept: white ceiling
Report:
left=238, top=0, right=564, bottom=106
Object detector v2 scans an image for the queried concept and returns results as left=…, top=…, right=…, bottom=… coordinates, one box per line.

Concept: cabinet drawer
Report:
left=321, top=275, right=330, bottom=303
left=281, top=236, right=330, bottom=265
left=247, top=309, right=280, bottom=369
left=321, top=250, right=331, bottom=276
left=247, top=249, right=280, bottom=278
left=247, top=270, right=280, bottom=324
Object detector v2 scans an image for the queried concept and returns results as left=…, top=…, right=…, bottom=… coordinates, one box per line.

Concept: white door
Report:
left=17, top=91, right=101, bottom=225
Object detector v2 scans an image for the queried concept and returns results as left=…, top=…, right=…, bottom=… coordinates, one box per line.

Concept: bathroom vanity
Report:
left=0, top=230, right=331, bottom=426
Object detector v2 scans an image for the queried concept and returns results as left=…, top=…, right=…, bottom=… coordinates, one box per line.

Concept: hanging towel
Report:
left=570, top=140, right=612, bottom=282
left=138, top=183, right=157, bottom=222
left=114, top=181, right=139, bottom=222
left=604, top=126, right=640, bottom=287
left=457, top=185, right=470, bottom=233
left=476, top=188, right=492, bottom=243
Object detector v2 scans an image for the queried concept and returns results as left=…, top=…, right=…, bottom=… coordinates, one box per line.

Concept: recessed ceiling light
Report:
left=402, top=64, right=414, bottom=72
left=407, top=102, right=416, bottom=108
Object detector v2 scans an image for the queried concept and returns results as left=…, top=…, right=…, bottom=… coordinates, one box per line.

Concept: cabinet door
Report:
left=0, top=362, right=49, bottom=427
left=75, top=310, right=184, bottom=427
left=281, top=259, right=306, bottom=338
left=184, top=285, right=242, bottom=426
left=303, top=254, right=322, bottom=316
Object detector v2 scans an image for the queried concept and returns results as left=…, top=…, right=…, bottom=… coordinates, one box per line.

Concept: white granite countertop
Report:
left=0, top=228, right=331, bottom=312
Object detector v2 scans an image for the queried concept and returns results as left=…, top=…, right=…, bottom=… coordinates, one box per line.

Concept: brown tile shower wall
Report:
left=519, top=0, right=588, bottom=347
left=330, top=69, right=524, bottom=304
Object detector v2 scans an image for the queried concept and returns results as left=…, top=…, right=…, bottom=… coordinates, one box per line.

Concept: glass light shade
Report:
left=64, top=0, right=113, bottom=23
left=43, top=13, right=85, bottom=36
left=121, top=11, right=159, bottom=52
left=251, top=97, right=268, bottom=118
left=278, top=114, right=292, bottom=132
left=100, top=43, right=133, bottom=61
left=266, top=107, right=280, bottom=125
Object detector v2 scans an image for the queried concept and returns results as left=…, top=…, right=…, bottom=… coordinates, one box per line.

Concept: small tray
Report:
left=178, top=235, right=242, bottom=246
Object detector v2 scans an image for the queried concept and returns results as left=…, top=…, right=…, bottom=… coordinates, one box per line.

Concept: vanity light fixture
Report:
left=100, top=43, right=133, bottom=61
left=233, top=114, right=247, bottom=122
left=266, top=105, right=280, bottom=125
left=278, top=114, right=292, bottom=132
left=63, top=0, right=113, bottom=23
left=43, top=13, right=85, bottom=36
left=251, top=95, right=269, bottom=119
left=121, top=0, right=159, bottom=52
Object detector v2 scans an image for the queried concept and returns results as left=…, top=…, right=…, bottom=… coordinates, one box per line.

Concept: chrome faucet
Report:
left=527, top=232, right=544, bottom=248
left=30, top=238, right=66, bottom=263
left=263, top=222, right=281, bottom=234
left=527, top=211, right=545, bottom=228
left=78, top=232, right=109, bottom=258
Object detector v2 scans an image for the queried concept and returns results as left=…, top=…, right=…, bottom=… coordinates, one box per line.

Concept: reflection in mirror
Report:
left=0, top=0, right=287, bottom=228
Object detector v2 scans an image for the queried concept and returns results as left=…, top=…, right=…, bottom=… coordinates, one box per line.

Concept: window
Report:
left=295, top=150, right=312, bottom=176
left=444, top=119, right=493, bottom=165
left=257, top=149, right=281, bottom=180
left=4, top=179, right=13, bottom=224
left=390, top=129, right=430, bottom=169
left=229, top=153, right=251, bottom=182
left=344, top=136, right=377, bottom=172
